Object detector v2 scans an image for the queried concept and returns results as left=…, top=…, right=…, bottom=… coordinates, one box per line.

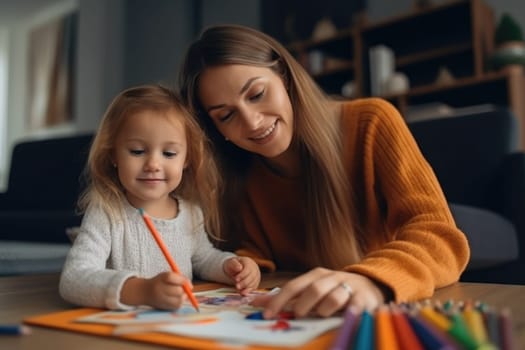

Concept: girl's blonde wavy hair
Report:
left=78, top=84, right=222, bottom=239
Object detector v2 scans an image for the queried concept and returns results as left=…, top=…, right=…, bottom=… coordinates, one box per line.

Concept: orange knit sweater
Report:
left=236, top=98, right=470, bottom=302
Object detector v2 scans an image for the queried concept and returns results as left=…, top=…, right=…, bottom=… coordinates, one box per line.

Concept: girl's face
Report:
left=113, top=110, right=187, bottom=212
left=198, top=64, right=294, bottom=160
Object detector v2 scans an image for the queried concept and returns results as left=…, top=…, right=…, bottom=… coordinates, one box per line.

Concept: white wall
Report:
left=0, top=29, right=7, bottom=180
left=1, top=0, right=79, bottom=190
left=200, top=0, right=260, bottom=29
left=0, top=0, right=125, bottom=190
left=75, top=0, right=124, bottom=133
left=123, top=0, right=193, bottom=88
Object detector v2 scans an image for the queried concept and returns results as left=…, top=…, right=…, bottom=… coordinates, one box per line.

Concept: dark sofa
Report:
left=0, top=133, right=93, bottom=243
left=408, top=108, right=525, bottom=284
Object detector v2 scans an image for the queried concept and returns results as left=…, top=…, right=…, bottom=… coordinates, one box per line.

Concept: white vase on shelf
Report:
left=383, top=72, right=409, bottom=95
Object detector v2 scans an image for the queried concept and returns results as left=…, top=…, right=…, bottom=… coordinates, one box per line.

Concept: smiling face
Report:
left=113, top=109, right=187, bottom=212
left=198, top=64, right=294, bottom=160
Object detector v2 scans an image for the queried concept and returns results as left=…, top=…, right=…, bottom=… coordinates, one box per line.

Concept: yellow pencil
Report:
left=463, top=304, right=498, bottom=350
left=420, top=306, right=451, bottom=332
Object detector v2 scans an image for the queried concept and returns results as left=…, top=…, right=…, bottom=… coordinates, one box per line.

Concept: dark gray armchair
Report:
left=0, top=133, right=93, bottom=275
left=408, top=108, right=525, bottom=284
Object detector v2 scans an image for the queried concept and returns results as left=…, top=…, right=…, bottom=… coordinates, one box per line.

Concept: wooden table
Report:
left=0, top=273, right=523, bottom=349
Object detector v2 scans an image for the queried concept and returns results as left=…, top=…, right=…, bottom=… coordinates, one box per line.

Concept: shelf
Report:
left=382, top=67, right=525, bottom=149
left=384, top=70, right=511, bottom=100
left=360, top=0, right=494, bottom=95
left=285, top=0, right=525, bottom=148
left=288, top=28, right=355, bottom=57
left=361, top=1, right=476, bottom=57
left=312, top=62, right=355, bottom=77
left=395, top=42, right=473, bottom=68
left=288, top=27, right=361, bottom=96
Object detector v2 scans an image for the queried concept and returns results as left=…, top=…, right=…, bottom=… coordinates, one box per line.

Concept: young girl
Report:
left=179, top=24, right=470, bottom=318
left=59, top=84, right=260, bottom=310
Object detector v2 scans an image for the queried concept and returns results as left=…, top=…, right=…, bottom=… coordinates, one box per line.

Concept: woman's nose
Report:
left=239, top=105, right=262, bottom=130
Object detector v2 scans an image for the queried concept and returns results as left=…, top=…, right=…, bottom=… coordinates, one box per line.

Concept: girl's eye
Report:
left=163, top=151, right=177, bottom=158
left=130, top=149, right=144, bottom=155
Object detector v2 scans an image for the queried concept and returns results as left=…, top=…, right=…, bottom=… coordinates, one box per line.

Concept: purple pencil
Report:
left=329, top=306, right=359, bottom=350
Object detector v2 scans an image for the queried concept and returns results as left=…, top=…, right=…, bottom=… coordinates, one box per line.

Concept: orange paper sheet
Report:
left=24, top=308, right=337, bottom=350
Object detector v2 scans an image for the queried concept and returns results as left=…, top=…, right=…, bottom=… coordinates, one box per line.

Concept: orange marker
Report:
left=139, top=208, right=200, bottom=312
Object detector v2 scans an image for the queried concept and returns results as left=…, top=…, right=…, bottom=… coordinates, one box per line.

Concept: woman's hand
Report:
left=121, top=272, right=190, bottom=310
left=251, top=267, right=389, bottom=318
left=223, top=257, right=261, bottom=295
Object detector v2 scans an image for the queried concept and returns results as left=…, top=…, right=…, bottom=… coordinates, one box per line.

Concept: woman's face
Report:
left=198, top=64, right=294, bottom=159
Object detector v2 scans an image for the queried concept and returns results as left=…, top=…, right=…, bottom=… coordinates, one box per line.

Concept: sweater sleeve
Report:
left=59, top=205, right=136, bottom=310
left=343, top=98, right=470, bottom=302
left=188, top=205, right=237, bottom=284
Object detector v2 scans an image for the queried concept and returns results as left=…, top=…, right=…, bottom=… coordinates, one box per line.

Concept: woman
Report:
left=179, top=24, right=469, bottom=318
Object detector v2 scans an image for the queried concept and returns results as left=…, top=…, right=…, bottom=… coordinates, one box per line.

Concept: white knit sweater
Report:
left=59, top=198, right=235, bottom=310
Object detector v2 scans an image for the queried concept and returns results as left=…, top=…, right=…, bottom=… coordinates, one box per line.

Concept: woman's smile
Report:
left=250, top=120, right=277, bottom=143
left=198, top=64, right=294, bottom=160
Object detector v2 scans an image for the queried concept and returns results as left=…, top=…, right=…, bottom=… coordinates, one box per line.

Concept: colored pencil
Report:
left=407, top=313, right=455, bottom=350
left=0, top=324, right=31, bottom=335
left=499, top=309, right=515, bottom=350
left=390, top=305, right=424, bottom=350
left=353, top=310, right=374, bottom=350
left=329, top=306, right=359, bottom=350
left=448, top=311, right=480, bottom=350
left=376, top=305, right=400, bottom=350
left=484, top=308, right=501, bottom=349
left=420, top=305, right=451, bottom=331
left=138, top=208, right=200, bottom=312
left=420, top=304, right=478, bottom=350
left=464, top=303, right=500, bottom=350
left=463, top=304, right=488, bottom=344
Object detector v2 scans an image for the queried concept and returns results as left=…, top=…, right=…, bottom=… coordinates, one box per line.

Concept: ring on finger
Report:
left=339, top=282, right=353, bottom=297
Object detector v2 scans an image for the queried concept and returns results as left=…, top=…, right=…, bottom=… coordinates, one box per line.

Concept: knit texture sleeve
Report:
left=59, top=205, right=136, bottom=310
left=342, top=98, right=470, bottom=302
left=187, top=204, right=237, bottom=284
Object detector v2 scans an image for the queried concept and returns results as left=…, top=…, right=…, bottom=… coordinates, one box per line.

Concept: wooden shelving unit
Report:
left=288, top=28, right=362, bottom=96
left=287, top=0, right=525, bottom=149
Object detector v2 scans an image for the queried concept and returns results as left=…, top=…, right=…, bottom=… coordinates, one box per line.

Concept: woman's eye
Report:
left=130, top=149, right=144, bottom=155
left=219, top=111, right=234, bottom=122
left=250, top=89, right=264, bottom=101
left=163, top=151, right=177, bottom=158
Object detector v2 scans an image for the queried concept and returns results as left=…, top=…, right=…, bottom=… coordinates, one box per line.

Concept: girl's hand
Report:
left=122, top=272, right=191, bottom=310
left=223, top=257, right=261, bottom=295
left=250, top=267, right=389, bottom=318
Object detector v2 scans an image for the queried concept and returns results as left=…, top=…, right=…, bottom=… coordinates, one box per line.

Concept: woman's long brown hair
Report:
left=179, top=24, right=362, bottom=268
